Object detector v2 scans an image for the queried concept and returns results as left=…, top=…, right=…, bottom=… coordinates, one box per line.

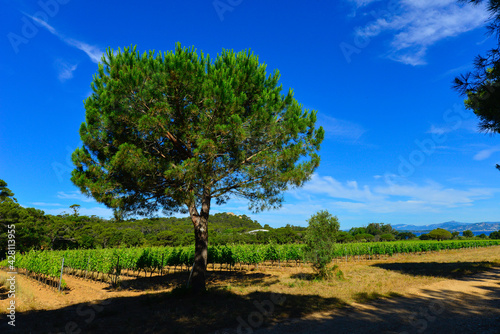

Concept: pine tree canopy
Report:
left=71, top=43, right=324, bottom=217
left=454, top=0, right=500, bottom=134
left=0, top=179, right=15, bottom=202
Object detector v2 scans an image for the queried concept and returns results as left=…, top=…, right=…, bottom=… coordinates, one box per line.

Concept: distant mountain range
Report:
left=393, top=221, right=500, bottom=232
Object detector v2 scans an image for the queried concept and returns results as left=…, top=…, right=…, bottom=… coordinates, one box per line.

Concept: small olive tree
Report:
left=304, top=210, right=340, bottom=279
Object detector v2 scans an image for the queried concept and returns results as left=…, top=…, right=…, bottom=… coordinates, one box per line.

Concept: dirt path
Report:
left=247, top=267, right=500, bottom=334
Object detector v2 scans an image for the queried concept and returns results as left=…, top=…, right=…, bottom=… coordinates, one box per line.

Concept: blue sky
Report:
left=1, top=0, right=500, bottom=229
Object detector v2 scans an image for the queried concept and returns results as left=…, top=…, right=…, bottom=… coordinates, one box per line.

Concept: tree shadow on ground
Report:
left=2, top=277, right=499, bottom=334
left=102, top=270, right=275, bottom=292
left=2, top=267, right=499, bottom=334
left=352, top=291, right=403, bottom=303
left=0, top=285, right=8, bottom=300
left=249, top=280, right=500, bottom=334
left=0, top=288, right=346, bottom=334
left=372, top=261, right=498, bottom=279
left=289, top=272, right=316, bottom=280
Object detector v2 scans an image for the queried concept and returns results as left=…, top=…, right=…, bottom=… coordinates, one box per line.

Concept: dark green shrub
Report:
left=304, top=210, right=340, bottom=279
left=355, top=233, right=374, bottom=242
left=489, top=230, right=500, bottom=239
left=428, top=228, right=452, bottom=241
left=396, top=232, right=416, bottom=240
left=336, top=231, right=354, bottom=243
left=419, top=233, right=431, bottom=240
left=462, top=230, right=474, bottom=238
left=380, top=233, right=395, bottom=241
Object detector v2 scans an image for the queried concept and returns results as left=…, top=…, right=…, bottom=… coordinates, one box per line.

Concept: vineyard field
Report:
left=3, top=239, right=499, bottom=286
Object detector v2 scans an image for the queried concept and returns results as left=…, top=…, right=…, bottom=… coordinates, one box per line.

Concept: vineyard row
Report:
left=4, top=240, right=499, bottom=284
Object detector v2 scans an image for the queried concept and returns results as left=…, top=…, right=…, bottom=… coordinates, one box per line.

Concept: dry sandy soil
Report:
left=0, top=246, right=499, bottom=334
left=248, top=267, right=500, bottom=334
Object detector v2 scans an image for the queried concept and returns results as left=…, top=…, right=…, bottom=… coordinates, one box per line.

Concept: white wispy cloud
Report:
left=299, top=174, right=498, bottom=213
left=57, top=61, right=78, bottom=81
left=438, top=64, right=473, bottom=81
left=427, top=115, right=480, bottom=136
left=64, top=38, right=104, bottom=63
left=348, top=0, right=382, bottom=8
left=354, top=0, right=489, bottom=65
left=31, top=202, right=62, bottom=206
left=57, top=191, right=95, bottom=203
left=373, top=180, right=493, bottom=207
left=26, top=12, right=57, bottom=34
left=27, top=14, right=104, bottom=64
left=216, top=172, right=498, bottom=226
left=318, top=114, right=366, bottom=142
left=41, top=206, right=113, bottom=218
left=427, top=124, right=452, bottom=135
left=474, top=145, right=500, bottom=160
left=300, top=174, right=382, bottom=202
left=192, top=172, right=500, bottom=227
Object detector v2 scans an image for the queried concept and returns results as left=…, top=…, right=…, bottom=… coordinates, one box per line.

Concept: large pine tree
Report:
left=71, top=43, right=324, bottom=292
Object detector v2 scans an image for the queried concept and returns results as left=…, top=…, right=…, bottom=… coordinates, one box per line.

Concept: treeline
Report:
left=0, top=201, right=307, bottom=252
left=2, top=179, right=500, bottom=255
left=342, top=225, right=500, bottom=242
left=0, top=180, right=307, bottom=253
left=339, top=223, right=408, bottom=242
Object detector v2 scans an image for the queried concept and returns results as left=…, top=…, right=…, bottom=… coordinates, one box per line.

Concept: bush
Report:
left=428, top=228, right=452, bottom=241
left=304, top=210, right=340, bottom=280
left=419, top=233, right=431, bottom=240
left=380, top=233, right=395, bottom=241
left=489, top=230, right=500, bottom=239
left=462, top=230, right=474, bottom=238
left=355, top=233, right=374, bottom=242
left=122, top=228, right=144, bottom=247
left=336, top=231, right=354, bottom=243
left=396, top=232, right=416, bottom=240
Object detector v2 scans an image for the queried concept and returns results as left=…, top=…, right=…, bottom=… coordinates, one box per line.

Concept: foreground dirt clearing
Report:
left=250, top=267, right=500, bottom=334
left=0, top=246, right=499, bottom=333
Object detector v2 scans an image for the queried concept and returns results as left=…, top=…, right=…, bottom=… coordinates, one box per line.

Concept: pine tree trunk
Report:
left=191, top=217, right=208, bottom=293
left=188, top=192, right=210, bottom=294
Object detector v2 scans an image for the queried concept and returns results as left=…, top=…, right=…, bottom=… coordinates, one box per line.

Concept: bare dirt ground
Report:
left=0, top=246, right=499, bottom=334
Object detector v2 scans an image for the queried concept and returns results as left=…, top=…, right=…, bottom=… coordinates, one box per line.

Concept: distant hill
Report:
left=393, top=221, right=500, bottom=232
